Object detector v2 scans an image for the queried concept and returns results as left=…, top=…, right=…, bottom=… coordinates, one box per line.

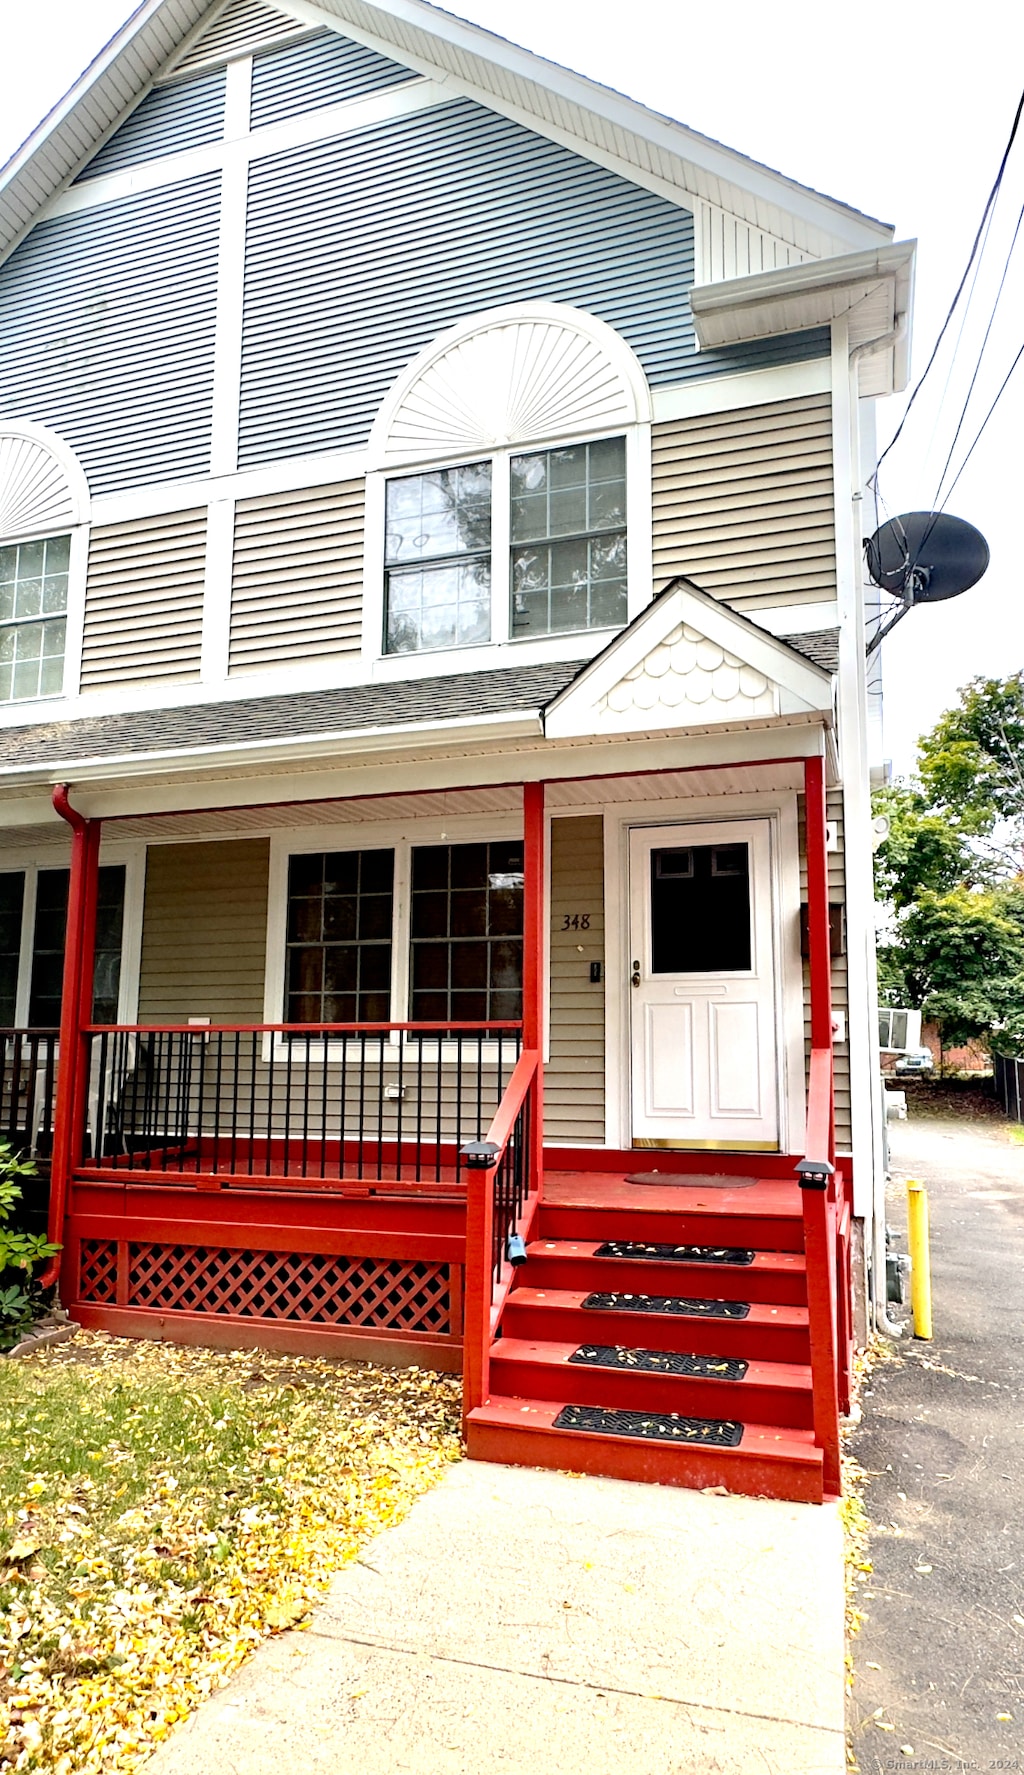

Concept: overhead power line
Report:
left=871, top=82, right=1024, bottom=484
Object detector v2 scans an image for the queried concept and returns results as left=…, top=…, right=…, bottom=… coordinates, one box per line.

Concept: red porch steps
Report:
left=465, top=1167, right=826, bottom=1503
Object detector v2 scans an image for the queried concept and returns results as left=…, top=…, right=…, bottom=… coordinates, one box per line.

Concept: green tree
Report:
left=872, top=781, right=975, bottom=909
left=877, top=887, right=1024, bottom=1052
left=917, top=671, right=1024, bottom=874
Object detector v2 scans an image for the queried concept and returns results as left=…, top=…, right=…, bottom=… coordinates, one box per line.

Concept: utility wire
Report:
left=932, top=193, right=1024, bottom=507
left=871, top=81, right=1024, bottom=483
left=935, top=334, right=1024, bottom=508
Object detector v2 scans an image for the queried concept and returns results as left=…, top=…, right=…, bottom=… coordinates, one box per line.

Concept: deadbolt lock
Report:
left=631, top=959, right=641, bottom=987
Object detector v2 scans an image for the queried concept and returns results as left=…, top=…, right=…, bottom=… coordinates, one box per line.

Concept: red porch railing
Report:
left=81, top=1021, right=522, bottom=1191
left=462, top=1047, right=542, bottom=1419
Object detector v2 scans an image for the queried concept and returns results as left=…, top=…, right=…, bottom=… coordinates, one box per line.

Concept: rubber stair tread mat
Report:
left=569, top=1344, right=749, bottom=1379
left=594, top=1239, right=754, bottom=1265
left=581, top=1290, right=751, bottom=1319
left=552, top=1403, right=744, bottom=1447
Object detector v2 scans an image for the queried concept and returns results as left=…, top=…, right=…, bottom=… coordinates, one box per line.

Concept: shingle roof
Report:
left=779, top=629, right=840, bottom=672
left=0, top=661, right=586, bottom=770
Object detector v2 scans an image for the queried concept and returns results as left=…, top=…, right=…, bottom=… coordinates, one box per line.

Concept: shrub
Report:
left=0, top=1142, right=60, bottom=1349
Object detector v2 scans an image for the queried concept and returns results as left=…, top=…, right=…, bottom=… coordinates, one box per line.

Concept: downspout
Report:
left=40, top=785, right=91, bottom=1289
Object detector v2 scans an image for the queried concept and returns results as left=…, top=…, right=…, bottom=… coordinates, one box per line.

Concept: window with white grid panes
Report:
left=410, top=841, right=524, bottom=1025
left=0, top=535, right=70, bottom=701
left=384, top=462, right=492, bottom=654
left=285, top=850, right=395, bottom=1024
left=381, top=437, right=626, bottom=655
left=510, top=437, right=627, bottom=636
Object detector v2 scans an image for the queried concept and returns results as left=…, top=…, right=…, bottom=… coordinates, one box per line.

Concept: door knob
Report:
left=631, top=959, right=641, bottom=987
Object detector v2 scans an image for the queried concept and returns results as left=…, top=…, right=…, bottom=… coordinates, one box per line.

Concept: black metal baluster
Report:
left=301, top=1033, right=310, bottom=1179
left=249, top=1031, right=258, bottom=1177
left=375, top=1029, right=384, bottom=1183
left=283, top=1028, right=293, bottom=1181
left=212, top=1030, right=224, bottom=1177
left=415, top=1033, right=424, bottom=1184
left=395, top=1030, right=405, bottom=1184
left=357, top=1032, right=366, bottom=1182
left=320, top=1030, right=328, bottom=1180
left=338, top=1025, right=348, bottom=1184
left=229, top=1033, right=239, bottom=1177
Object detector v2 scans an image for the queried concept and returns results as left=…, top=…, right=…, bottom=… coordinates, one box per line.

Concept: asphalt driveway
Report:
left=848, top=1095, right=1024, bottom=1771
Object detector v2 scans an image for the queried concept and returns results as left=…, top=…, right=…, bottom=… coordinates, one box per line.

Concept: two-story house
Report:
left=0, top=0, right=914, bottom=1502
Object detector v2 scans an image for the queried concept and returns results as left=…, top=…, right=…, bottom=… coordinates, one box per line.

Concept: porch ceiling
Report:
left=82, top=763, right=809, bottom=844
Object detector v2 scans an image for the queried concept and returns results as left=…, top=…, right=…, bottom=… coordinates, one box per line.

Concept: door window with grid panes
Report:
left=0, top=536, right=69, bottom=701
left=382, top=437, right=626, bottom=654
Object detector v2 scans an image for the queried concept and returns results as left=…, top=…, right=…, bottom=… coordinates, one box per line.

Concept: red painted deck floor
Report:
left=467, top=1162, right=824, bottom=1503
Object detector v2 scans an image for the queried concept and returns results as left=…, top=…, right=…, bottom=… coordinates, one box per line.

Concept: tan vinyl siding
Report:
left=229, top=481, right=364, bottom=674
left=798, top=790, right=851, bottom=1154
left=81, top=510, right=206, bottom=690
left=138, top=839, right=270, bottom=1021
left=546, top=815, right=605, bottom=1145
left=651, top=393, right=836, bottom=614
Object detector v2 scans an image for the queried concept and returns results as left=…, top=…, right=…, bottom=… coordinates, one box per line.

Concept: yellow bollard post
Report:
left=905, top=1178, right=933, bottom=1340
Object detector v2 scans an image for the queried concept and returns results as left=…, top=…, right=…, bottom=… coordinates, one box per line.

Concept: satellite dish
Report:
left=865, top=511, right=990, bottom=604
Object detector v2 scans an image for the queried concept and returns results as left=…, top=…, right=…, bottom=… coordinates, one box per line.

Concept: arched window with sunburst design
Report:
left=0, top=422, right=89, bottom=704
left=364, top=304, right=653, bottom=662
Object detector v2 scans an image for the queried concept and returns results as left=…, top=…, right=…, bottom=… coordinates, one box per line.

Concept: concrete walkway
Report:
left=149, top=1459, right=846, bottom=1775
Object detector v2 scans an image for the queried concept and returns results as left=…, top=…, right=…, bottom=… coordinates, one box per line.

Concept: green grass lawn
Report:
left=0, top=1333, right=461, bottom=1773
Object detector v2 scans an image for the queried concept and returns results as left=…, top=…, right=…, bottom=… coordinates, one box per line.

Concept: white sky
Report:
left=1, top=0, right=1023, bottom=777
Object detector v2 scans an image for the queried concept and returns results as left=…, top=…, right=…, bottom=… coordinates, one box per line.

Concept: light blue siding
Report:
left=239, top=97, right=828, bottom=467
left=250, top=30, right=419, bottom=130
left=73, top=69, right=225, bottom=183
left=0, top=176, right=220, bottom=494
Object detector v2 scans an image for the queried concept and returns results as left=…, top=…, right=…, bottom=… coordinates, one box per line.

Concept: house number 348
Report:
left=561, top=913, right=591, bottom=930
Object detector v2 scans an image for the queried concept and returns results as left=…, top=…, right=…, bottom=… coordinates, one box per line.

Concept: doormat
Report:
left=594, top=1240, right=754, bottom=1265
left=581, top=1291, right=750, bottom=1319
left=569, top=1343, right=748, bottom=1380
left=624, top=1172, right=760, bottom=1189
left=552, top=1402, right=744, bottom=1447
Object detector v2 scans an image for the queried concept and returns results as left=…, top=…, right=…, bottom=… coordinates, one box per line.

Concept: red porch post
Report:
left=43, top=788, right=101, bottom=1287
left=522, top=781, right=545, bottom=1193
left=804, top=753, right=834, bottom=1098
left=800, top=750, right=841, bottom=1496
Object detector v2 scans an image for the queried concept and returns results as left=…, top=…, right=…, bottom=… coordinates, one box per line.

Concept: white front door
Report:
left=629, top=820, right=780, bottom=1150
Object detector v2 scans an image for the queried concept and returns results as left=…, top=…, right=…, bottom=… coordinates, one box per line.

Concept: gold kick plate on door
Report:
left=632, top=1139, right=781, bottom=1153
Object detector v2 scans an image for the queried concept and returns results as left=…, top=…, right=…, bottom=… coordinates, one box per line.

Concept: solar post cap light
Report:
left=864, top=511, right=990, bottom=654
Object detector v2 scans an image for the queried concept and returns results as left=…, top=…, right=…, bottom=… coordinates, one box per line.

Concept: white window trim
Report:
left=0, top=420, right=91, bottom=708
left=598, top=789, right=805, bottom=1155
left=0, top=841, right=146, bottom=1027
left=362, top=420, right=652, bottom=674
left=263, top=813, right=524, bottom=1062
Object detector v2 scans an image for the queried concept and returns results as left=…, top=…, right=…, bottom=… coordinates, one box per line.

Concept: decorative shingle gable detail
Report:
left=600, top=621, right=776, bottom=721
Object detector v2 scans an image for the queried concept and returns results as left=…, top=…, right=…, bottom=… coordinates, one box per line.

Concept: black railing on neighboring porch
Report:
left=0, top=1029, right=59, bottom=1161
left=83, top=1022, right=523, bottom=1189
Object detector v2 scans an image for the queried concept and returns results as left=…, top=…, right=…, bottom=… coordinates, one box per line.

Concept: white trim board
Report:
left=599, top=787, right=805, bottom=1152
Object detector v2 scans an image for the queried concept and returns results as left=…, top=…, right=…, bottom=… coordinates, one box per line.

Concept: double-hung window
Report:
left=384, top=463, right=492, bottom=654
left=0, top=535, right=70, bottom=701
left=382, top=436, right=627, bottom=655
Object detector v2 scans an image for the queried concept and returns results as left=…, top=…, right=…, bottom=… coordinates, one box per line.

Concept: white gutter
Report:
left=0, top=708, right=546, bottom=788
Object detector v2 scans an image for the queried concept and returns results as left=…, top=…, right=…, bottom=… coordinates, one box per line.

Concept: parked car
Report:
left=895, top=1048, right=935, bottom=1075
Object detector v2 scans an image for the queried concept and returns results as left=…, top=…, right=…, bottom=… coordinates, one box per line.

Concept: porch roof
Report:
left=0, top=627, right=836, bottom=783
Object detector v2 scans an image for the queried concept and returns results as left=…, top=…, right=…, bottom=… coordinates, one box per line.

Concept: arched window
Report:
left=366, top=303, right=652, bottom=659
left=0, top=422, right=89, bottom=703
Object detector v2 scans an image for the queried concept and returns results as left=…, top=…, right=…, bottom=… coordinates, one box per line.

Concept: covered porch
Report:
left=1, top=583, right=853, bottom=1498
